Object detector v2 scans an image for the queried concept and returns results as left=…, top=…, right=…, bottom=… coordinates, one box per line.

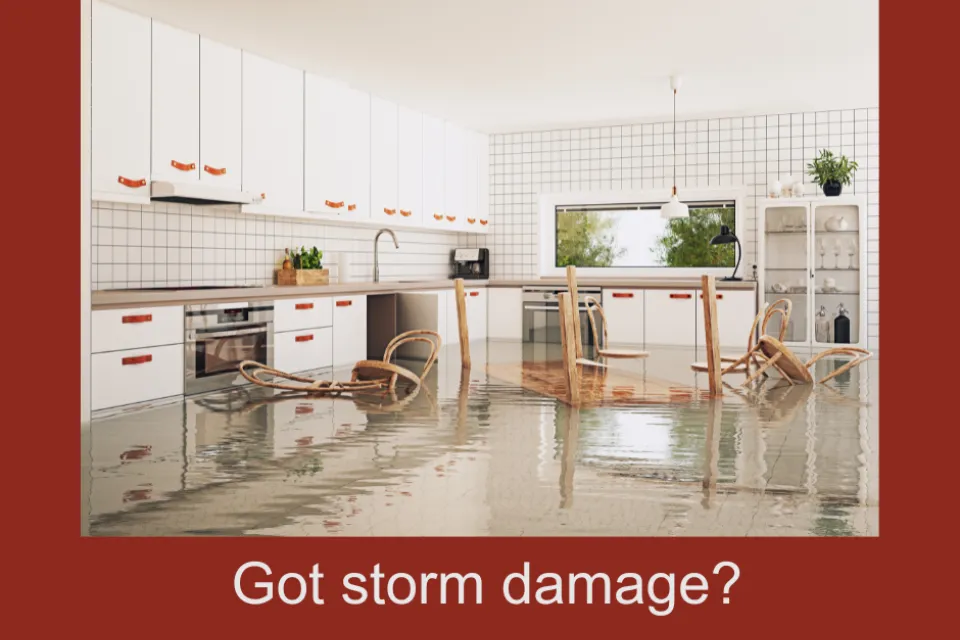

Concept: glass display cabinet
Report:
left=758, top=195, right=867, bottom=349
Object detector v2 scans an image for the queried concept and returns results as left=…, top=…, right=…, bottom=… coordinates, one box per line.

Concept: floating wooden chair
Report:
left=239, top=330, right=441, bottom=396
left=692, top=298, right=793, bottom=377
left=582, top=295, right=650, bottom=362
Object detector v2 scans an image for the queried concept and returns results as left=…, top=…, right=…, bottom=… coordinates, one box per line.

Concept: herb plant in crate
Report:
left=277, top=246, right=329, bottom=286
left=806, top=149, right=859, bottom=196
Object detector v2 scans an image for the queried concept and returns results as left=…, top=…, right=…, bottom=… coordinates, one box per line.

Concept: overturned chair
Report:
left=239, top=330, right=441, bottom=396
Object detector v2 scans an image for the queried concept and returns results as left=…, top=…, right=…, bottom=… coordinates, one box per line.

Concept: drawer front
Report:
left=275, top=327, right=333, bottom=373
left=644, top=290, right=696, bottom=347
left=92, top=305, right=184, bottom=353
left=465, top=288, right=487, bottom=341
left=274, top=297, right=333, bottom=333
left=600, top=289, right=644, bottom=346
left=92, top=344, right=184, bottom=411
left=332, top=295, right=367, bottom=366
left=696, top=290, right=757, bottom=349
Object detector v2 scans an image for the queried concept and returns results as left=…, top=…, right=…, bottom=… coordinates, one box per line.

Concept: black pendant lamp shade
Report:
left=709, top=225, right=742, bottom=281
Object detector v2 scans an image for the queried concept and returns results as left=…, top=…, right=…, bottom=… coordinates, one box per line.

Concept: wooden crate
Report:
left=276, top=268, right=329, bottom=286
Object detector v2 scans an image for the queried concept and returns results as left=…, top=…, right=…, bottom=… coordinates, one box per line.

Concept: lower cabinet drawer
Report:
left=92, top=344, right=184, bottom=411
left=92, top=305, right=184, bottom=353
left=275, top=327, right=333, bottom=373
left=274, top=297, right=333, bottom=333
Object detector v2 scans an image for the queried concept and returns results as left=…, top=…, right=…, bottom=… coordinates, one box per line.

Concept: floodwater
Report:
left=80, top=342, right=878, bottom=536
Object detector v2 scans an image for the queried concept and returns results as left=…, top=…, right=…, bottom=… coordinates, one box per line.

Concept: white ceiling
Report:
left=105, top=0, right=879, bottom=133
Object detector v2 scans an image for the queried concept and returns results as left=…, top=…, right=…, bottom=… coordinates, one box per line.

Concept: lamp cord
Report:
left=672, top=89, right=677, bottom=196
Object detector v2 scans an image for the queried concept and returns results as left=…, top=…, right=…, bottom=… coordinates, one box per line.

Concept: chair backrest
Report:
left=383, top=330, right=442, bottom=381
left=583, top=296, right=608, bottom=350
left=747, top=298, right=792, bottom=354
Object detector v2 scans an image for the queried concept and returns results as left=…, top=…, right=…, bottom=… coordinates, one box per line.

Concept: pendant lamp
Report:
left=660, top=76, right=689, bottom=219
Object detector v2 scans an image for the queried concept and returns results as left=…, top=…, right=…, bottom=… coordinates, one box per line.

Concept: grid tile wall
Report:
left=479, top=107, right=879, bottom=348
left=91, top=201, right=467, bottom=289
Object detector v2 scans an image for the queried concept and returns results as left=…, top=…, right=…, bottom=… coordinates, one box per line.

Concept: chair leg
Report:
left=721, top=348, right=756, bottom=375
left=742, top=352, right=781, bottom=387
left=817, top=357, right=868, bottom=384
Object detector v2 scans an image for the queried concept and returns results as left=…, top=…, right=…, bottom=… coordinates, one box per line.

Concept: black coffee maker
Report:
left=451, top=248, right=489, bottom=279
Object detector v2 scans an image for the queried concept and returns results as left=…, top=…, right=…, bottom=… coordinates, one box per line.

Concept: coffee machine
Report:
left=451, top=248, right=489, bottom=279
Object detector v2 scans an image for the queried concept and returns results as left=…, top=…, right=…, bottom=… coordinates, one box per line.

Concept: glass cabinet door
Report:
left=762, top=204, right=810, bottom=344
left=811, top=202, right=861, bottom=346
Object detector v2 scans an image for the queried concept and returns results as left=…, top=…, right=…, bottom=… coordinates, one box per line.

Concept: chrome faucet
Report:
left=373, top=228, right=399, bottom=283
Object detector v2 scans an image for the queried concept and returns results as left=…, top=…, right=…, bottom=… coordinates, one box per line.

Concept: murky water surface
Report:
left=81, top=342, right=878, bottom=536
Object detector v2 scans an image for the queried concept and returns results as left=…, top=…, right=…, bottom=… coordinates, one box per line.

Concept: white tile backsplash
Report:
left=92, top=202, right=469, bottom=289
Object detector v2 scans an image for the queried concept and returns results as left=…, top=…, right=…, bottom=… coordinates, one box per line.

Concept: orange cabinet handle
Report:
left=469, top=291, right=479, bottom=297
left=122, top=314, right=152, bottom=324
left=171, top=160, right=196, bottom=171
left=670, top=293, right=692, bottom=299
left=326, top=200, right=344, bottom=209
left=295, top=303, right=314, bottom=310
left=295, top=405, right=314, bottom=415
left=118, top=176, right=146, bottom=188
left=122, top=354, right=152, bottom=366
left=348, top=204, right=356, bottom=211
left=699, top=293, right=724, bottom=300
left=612, top=292, right=634, bottom=299
left=336, top=300, right=352, bottom=307
left=384, top=208, right=396, bottom=215
left=260, top=193, right=266, bottom=200
left=446, top=215, right=456, bottom=222
left=479, top=219, right=488, bottom=226
left=400, top=210, right=412, bottom=217
left=203, top=165, right=226, bottom=176
left=467, top=218, right=476, bottom=224
left=433, top=213, right=443, bottom=221
left=295, top=334, right=314, bottom=342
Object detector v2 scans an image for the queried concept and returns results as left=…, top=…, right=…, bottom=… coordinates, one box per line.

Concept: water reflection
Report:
left=81, top=343, right=878, bottom=536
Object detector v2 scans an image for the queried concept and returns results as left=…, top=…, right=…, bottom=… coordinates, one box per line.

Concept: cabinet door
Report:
left=477, top=133, right=490, bottom=231
left=370, top=96, right=399, bottom=224
left=304, top=74, right=347, bottom=214
left=487, top=288, right=522, bottom=340
left=422, top=114, right=446, bottom=229
left=275, top=327, right=333, bottom=373
left=465, top=288, right=487, bottom=341
left=91, top=1, right=151, bottom=202
left=443, top=122, right=466, bottom=230
left=600, top=289, right=644, bottom=346
left=397, top=105, right=423, bottom=226
left=464, top=131, right=480, bottom=231
left=444, top=290, right=460, bottom=346
left=344, top=88, right=370, bottom=220
left=241, top=52, right=303, bottom=213
left=151, top=21, right=199, bottom=184
left=332, top=295, right=368, bottom=367
left=199, top=37, right=242, bottom=189
left=696, top=289, right=756, bottom=350
left=92, top=344, right=184, bottom=410
left=644, top=290, right=696, bottom=347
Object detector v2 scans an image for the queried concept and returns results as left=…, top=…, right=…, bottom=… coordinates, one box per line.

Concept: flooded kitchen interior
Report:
left=80, top=341, right=878, bottom=537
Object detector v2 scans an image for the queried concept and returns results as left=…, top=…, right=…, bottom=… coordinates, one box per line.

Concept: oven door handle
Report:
left=193, top=326, right=267, bottom=339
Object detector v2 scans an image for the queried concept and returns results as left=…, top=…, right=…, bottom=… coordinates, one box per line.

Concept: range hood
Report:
left=150, top=181, right=261, bottom=206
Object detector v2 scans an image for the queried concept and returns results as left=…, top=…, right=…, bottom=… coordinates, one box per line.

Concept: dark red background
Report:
left=3, top=0, right=952, bottom=633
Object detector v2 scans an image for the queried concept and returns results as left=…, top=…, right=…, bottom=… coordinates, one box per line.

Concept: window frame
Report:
left=538, top=187, right=747, bottom=279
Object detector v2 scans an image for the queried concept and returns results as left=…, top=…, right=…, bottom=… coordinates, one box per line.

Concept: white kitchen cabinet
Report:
left=477, top=133, right=490, bottom=232
left=370, top=96, right=399, bottom=224
left=600, top=289, right=644, bottom=345
left=275, top=326, right=333, bottom=374
left=332, top=295, right=368, bottom=367
left=465, top=287, right=487, bottom=341
left=241, top=51, right=304, bottom=214
left=443, top=122, right=466, bottom=231
left=344, top=88, right=371, bottom=220
left=199, top=37, right=242, bottom=189
left=464, top=131, right=480, bottom=231
left=397, top=105, right=424, bottom=226
left=695, top=289, right=757, bottom=350
left=92, top=344, right=184, bottom=411
left=274, top=297, right=333, bottom=333
left=92, top=305, right=185, bottom=354
left=644, top=290, right=696, bottom=347
left=151, top=21, right=200, bottom=184
left=91, top=1, right=151, bottom=203
left=422, top=114, right=446, bottom=229
left=487, top=288, right=522, bottom=340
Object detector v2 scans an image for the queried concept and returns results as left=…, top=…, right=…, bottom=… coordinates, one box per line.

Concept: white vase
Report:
left=768, top=179, right=782, bottom=198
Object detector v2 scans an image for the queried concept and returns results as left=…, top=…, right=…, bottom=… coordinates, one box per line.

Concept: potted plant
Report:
left=806, top=149, right=859, bottom=196
left=277, top=246, right=328, bottom=286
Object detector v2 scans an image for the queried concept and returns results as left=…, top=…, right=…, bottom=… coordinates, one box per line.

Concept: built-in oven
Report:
left=522, top=286, right=600, bottom=346
left=184, top=302, right=274, bottom=396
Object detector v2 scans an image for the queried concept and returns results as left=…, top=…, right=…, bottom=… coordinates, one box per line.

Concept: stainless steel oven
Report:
left=184, top=302, right=274, bottom=396
left=522, top=286, right=600, bottom=346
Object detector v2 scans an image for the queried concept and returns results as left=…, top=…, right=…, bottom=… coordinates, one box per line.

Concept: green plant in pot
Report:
left=806, top=149, right=859, bottom=196
left=286, top=246, right=323, bottom=270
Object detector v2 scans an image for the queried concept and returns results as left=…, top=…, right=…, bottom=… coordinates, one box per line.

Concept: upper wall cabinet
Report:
left=242, top=52, right=304, bottom=214
left=199, top=38, right=242, bottom=189
left=91, top=1, right=151, bottom=203
left=464, top=130, right=480, bottom=231
left=151, top=21, right=200, bottom=184
left=370, top=96, right=399, bottom=224
left=422, top=114, right=445, bottom=229
left=478, top=132, right=490, bottom=231
left=343, top=87, right=371, bottom=219
left=443, top=122, right=466, bottom=231
left=397, top=106, right=424, bottom=226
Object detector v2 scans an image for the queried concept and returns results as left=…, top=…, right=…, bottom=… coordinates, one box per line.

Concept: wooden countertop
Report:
left=91, top=277, right=757, bottom=309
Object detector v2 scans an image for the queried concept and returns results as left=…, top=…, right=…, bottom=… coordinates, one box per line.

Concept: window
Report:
left=555, top=201, right=737, bottom=269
